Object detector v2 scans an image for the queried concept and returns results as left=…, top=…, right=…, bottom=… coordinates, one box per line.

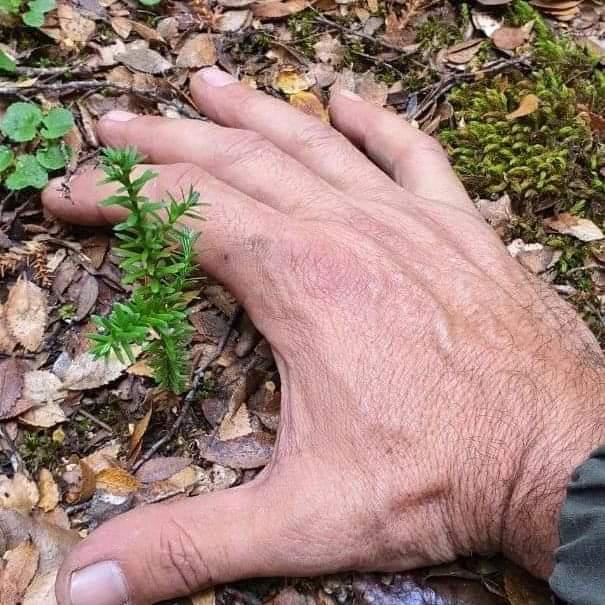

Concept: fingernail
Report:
left=102, top=110, right=137, bottom=123
left=337, top=89, right=362, bottom=101
left=70, top=561, right=129, bottom=605
left=198, top=66, right=237, bottom=87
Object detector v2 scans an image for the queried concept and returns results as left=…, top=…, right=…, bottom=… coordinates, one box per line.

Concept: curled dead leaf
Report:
left=506, top=94, right=540, bottom=120
left=544, top=213, right=604, bottom=242
left=37, top=470, right=59, bottom=514
left=176, top=34, right=217, bottom=68
left=95, top=468, right=140, bottom=496
left=0, top=358, right=27, bottom=420
left=6, top=277, right=48, bottom=352
left=127, top=406, right=153, bottom=464
left=252, top=0, right=307, bottom=18
left=492, top=25, right=532, bottom=50
left=274, top=67, right=316, bottom=94
left=0, top=540, right=39, bottom=605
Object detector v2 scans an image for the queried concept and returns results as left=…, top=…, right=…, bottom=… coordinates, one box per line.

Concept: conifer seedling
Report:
left=89, top=147, right=203, bottom=394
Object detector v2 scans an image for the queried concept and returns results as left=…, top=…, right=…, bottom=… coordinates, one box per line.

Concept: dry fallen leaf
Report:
left=110, top=16, right=132, bottom=39
left=197, top=431, right=274, bottom=469
left=446, top=39, right=483, bottom=64
left=504, top=561, right=551, bottom=605
left=127, top=406, right=153, bottom=463
left=252, top=0, right=307, bottom=18
left=19, top=402, right=67, bottom=429
left=116, top=47, right=172, bottom=74
left=506, top=94, right=540, bottom=120
left=274, top=67, right=316, bottom=94
left=6, top=276, right=48, bottom=352
left=176, top=34, right=217, bottom=68
left=135, top=457, right=192, bottom=483
left=61, top=351, right=130, bottom=390
left=289, top=91, right=329, bottom=123
left=0, top=304, right=17, bottom=354
left=471, top=9, right=503, bottom=37
left=355, top=71, right=388, bottom=106
left=219, top=403, right=252, bottom=440
left=0, top=540, right=40, bottom=605
left=37, top=470, right=60, bottom=514
left=21, top=371, right=64, bottom=405
left=62, top=460, right=97, bottom=504
left=95, top=468, right=141, bottom=496
left=216, top=9, right=252, bottom=32
left=0, top=474, right=39, bottom=513
left=544, top=213, right=604, bottom=242
left=492, top=25, right=532, bottom=50
left=57, top=2, right=96, bottom=47
left=0, top=358, right=26, bottom=420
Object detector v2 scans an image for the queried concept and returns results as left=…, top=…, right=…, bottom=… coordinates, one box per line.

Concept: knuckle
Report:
left=293, top=121, right=341, bottom=154
left=165, top=163, right=206, bottom=195
left=159, top=517, right=213, bottom=593
left=222, top=130, right=277, bottom=170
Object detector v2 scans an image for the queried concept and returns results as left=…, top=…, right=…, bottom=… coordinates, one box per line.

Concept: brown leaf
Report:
left=176, top=34, right=217, bottom=68
left=252, top=0, right=307, bottom=18
left=19, top=402, right=67, bottom=429
left=61, top=351, right=130, bottom=390
left=95, top=468, right=141, bottom=495
left=0, top=305, right=17, bottom=354
left=67, top=272, right=99, bottom=322
left=6, top=277, right=48, bottom=352
left=356, top=71, right=388, bottom=106
left=492, top=25, right=531, bottom=50
left=116, top=47, right=172, bottom=74
left=506, top=93, right=540, bottom=120
left=37, top=470, right=59, bottom=514
left=289, top=92, right=329, bottom=123
left=0, top=540, right=40, bottom=605
left=216, top=9, right=252, bottom=31
left=544, top=213, right=604, bottom=242
left=135, top=457, right=192, bottom=483
left=0, top=358, right=26, bottom=420
left=0, top=474, right=39, bottom=513
left=57, top=2, right=96, bottom=47
left=504, top=562, right=551, bottom=605
left=62, top=460, right=97, bottom=504
left=127, top=359, right=155, bottom=377
left=21, top=371, right=64, bottom=405
left=127, top=406, right=153, bottom=463
left=218, top=403, right=252, bottom=440
left=111, top=16, right=132, bottom=38
left=81, top=235, right=109, bottom=269
left=131, top=20, right=164, bottom=43
left=197, top=431, right=274, bottom=469
left=274, top=67, right=315, bottom=94
left=446, top=39, right=483, bottom=64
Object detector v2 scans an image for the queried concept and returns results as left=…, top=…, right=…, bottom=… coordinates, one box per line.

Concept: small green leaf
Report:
left=5, top=154, right=48, bottom=190
left=41, top=107, right=74, bottom=139
left=0, top=102, right=43, bottom=142
left=0, top=50, right=16, bottom=72
left=0, top=146, right=14, bottom=173
left=36, top=143, right=69, bottom=170
left=28, top=0, right=54, bottom=10
left=22, top=8, right=44, bottom=26
left=138, top=0, right=161, bottom=5
left=0, top=0, right=22, bottom=15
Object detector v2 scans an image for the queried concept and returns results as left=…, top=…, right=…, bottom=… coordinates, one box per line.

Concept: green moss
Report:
left=440, top=68, right=604, bottom=213
left=415, top=16, right=460, bottom=51
left=287, top=8, right=318, bottom=56
left=18, top=430, right=61, bottom=473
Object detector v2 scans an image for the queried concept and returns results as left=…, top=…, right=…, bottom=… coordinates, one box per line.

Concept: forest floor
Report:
left=0, top=0, right=604, bottom=603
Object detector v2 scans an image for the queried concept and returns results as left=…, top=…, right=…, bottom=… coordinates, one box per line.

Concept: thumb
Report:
left=56, top=481, right=287, bottom=605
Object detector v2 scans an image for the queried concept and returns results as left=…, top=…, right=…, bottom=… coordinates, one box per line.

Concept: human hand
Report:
left=43, top=67, right=605, bottom=605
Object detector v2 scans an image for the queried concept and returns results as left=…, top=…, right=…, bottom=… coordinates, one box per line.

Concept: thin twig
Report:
left=0, top=80, right=203, bottom=120
left=132, top=307, right=242, bottom=472
left=77, top=409, right=114, bottom=434
left=312, top=14, right=419, bottom=56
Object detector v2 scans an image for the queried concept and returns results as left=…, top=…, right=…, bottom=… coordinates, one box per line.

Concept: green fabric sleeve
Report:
left=549, top=446, right=605, bottom=605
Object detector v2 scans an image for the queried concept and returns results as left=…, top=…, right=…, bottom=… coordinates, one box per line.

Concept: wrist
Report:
left=502, top=401, right=605, bottom=578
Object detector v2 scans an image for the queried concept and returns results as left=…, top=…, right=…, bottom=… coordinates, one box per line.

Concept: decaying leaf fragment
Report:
left=176, top=34, right=218, bottom=68
left=6, top=276, right=48, bottom=352
left=506, top=94, right=540, bottom=120
left=274, top=67, right=316, bottom=94
left=0, top=474, right=39, bottom=513
left=545, top=213, right=604, bottom=242
left=95, top=468, right=141, bottom=496
left=492, top=24, right=532, bottom=50
left=0, top=539, right=40, bottom=605
left=37, top=469, right=60, bottom=514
